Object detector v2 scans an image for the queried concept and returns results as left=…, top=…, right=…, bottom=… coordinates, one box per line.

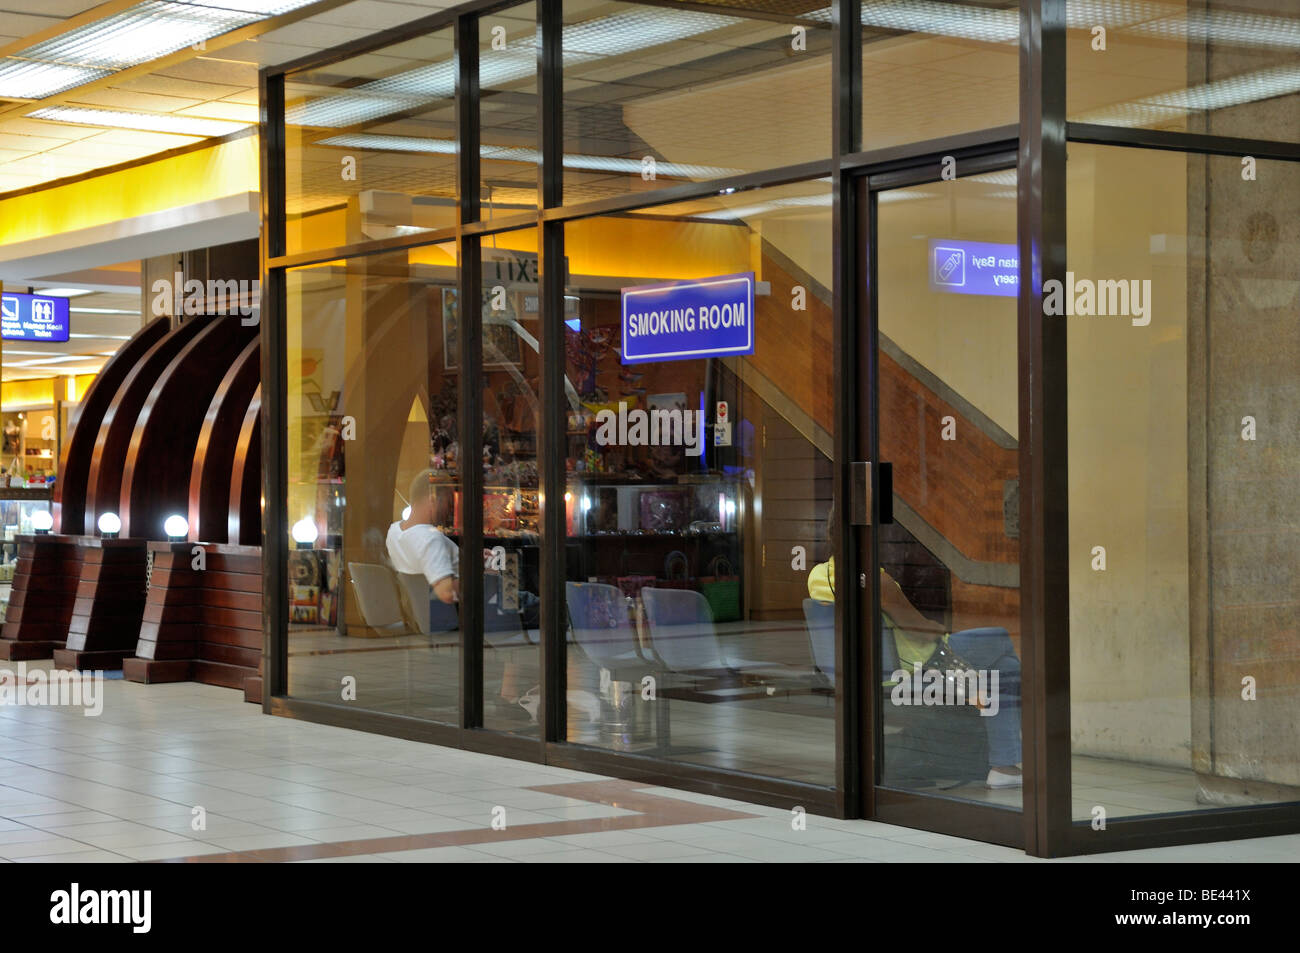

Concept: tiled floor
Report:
left=0, top=662, right=1296, bottom=863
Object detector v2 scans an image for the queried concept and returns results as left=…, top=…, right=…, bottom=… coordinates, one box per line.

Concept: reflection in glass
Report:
left=1067, top=0, right=1300, bottom=140
left=1068, top=144, right=1300, bottom=819
left=477, top=231, right=544, bottom=733
left=285, top=246, right=460, bottom=721
left=561, top=181, right=835, bottom=784
left=860, top=1, right=1018, bottom=148
left=481, top=3, right=539, bottom=219
left=562, top=0, right=831, bottom=202
left=284, top=28, right=458, bottom=255
left=875, top=170, right=1023, bottom=807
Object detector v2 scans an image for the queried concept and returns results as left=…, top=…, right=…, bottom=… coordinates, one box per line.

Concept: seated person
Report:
left=387, top=470, right=459, bottom=628
left=808, top=551, right=1022, bottom=790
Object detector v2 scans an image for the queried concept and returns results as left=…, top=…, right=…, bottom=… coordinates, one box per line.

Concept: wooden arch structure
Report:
left=55, top=314, right=260, bottom=541
left=2, top=315, right=263, bottom=701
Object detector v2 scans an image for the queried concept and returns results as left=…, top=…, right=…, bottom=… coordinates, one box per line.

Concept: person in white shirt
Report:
left=387, top=470, right=459, bottom=606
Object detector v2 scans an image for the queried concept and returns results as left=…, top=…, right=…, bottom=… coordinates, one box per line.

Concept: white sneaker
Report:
left=986, top=767, right=1023, bottom=789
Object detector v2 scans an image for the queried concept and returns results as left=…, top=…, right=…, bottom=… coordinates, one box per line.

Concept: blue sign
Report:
left=622, top=272, right=755, bottom=364
left=1, top=292, right=70, bottom=342
left=929, top=240, right=1018, bottom=297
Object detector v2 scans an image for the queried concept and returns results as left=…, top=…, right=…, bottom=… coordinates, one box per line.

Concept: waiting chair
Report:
left=640, top=587, right=785, bottom=677
left=802, top=598, right=835, bottom=687
left=395, top=572, right=431, bottom=633
left=566, top=582, right=655, bottom=683
left=879, top=617, right=989, bottom=785
left=567, top=581, right=668, bottom=748
left=347, top=563, right=413, bottom=636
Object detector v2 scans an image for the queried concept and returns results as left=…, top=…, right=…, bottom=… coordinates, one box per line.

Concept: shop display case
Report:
left=0, top=488, right=55, bottom=617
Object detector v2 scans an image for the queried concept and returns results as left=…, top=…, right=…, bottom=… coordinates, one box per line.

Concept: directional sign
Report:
left=1, top=292, right=70, bottom=342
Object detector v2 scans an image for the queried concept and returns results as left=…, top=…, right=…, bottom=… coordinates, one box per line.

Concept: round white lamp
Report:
left=97, top=512, right=121, bottom=538
left=291, top=517, right=319, bottom=549
left=31, top=509, right=54, bottom=535
left=164, top=514, right=188, bottom=541
left=401, top=505, right=411, bottom=521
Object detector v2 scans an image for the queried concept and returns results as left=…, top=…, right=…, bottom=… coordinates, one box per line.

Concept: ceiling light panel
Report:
left=0, top=61, right=111, bottom=99
left=0, top=0, right=321, bottom=100
left=319, top=133, right=743, bottom=180
left=19, top=2, right=259, bottom=71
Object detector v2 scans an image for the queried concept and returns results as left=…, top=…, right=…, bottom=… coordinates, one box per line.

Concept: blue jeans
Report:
left=947, top=626, right=1021, bottom=767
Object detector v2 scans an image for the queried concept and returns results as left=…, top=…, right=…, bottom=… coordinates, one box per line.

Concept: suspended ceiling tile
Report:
left=0, top=118, right=100, bottom=140
left=0, top=155, right=98, bottom=179
left=34, top=0, right=106, bottom=13
left=0, top=14, right=65, bottom=47
left=219, top=38, right=323, bottom=67
left=174, top=101, right=258, bottom=123
left=219, top=87, right=259, bottom=106
left=156, top=57, right=260, bottom=87
left=70, top=88, right=207, bottom=113
left=256, top=20, right=374, bottom=51
left=46, top=137, right=158, bottom=161
left=0, top=132, right=77, bottom=152
left=115, top=74, right=248, bottom=102
left=309, top=0, right=451, bottom=30
left=79, top=127, right=198, bottom=150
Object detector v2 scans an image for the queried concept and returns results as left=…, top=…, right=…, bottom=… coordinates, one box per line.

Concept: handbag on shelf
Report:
left=698, top=555, right=740, bottom=623
left=656, top=550, right=694, bottom=591
left=616, top=552, right=655, bottom=600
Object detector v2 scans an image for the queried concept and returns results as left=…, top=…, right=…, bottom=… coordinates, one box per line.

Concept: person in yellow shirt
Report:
left=807, top=552, right=1022, bottom=789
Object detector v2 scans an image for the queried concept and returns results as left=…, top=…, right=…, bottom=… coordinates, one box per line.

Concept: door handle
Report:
left=849, top=461, right=893, bottom=526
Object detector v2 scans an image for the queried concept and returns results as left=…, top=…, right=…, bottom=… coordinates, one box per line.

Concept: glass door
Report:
left=859, top=157, right=1024, bottom=843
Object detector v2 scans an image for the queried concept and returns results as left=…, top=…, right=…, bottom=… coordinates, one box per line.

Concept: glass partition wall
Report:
left=260, top=0, right=1300, bottom=855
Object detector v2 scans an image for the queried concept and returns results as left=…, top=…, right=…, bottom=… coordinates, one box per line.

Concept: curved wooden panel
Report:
left=187, top=337, right=260, bottom=542
left=121, top=317, right=257, bottom=538
left=228, top=386, right=261, bottom=546
left=54, top=316, right=170, bottom=535
left=85, top=316, right=213, bottom=532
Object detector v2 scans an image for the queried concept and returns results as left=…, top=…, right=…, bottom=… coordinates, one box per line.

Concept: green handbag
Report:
left=699, top=556, right=741, bottom=623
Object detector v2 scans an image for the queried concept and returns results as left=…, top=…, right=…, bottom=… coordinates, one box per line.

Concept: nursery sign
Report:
left=621, top=272, right=755, bottom=364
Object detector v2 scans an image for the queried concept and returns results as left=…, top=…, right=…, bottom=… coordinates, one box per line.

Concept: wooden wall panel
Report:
left=0, top=535, right=82, bottom=660
left=228, top=388, right=262, bottom=546
left=55, top=318, right=170, bottom=535
left=124, top=542, right=263, bottom=703
left=53, top=539, right=148, bottom=670
left=85, top=316, right=212, bottom=532
left=189, top=338, right=260, bottom=543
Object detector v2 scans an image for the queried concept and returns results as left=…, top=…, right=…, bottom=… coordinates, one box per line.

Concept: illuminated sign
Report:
left=1, top=292, right=71, bottom=342
left=929, top=240, right=1018, bottom=297
left=621, top=272, right=755, bottom=364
